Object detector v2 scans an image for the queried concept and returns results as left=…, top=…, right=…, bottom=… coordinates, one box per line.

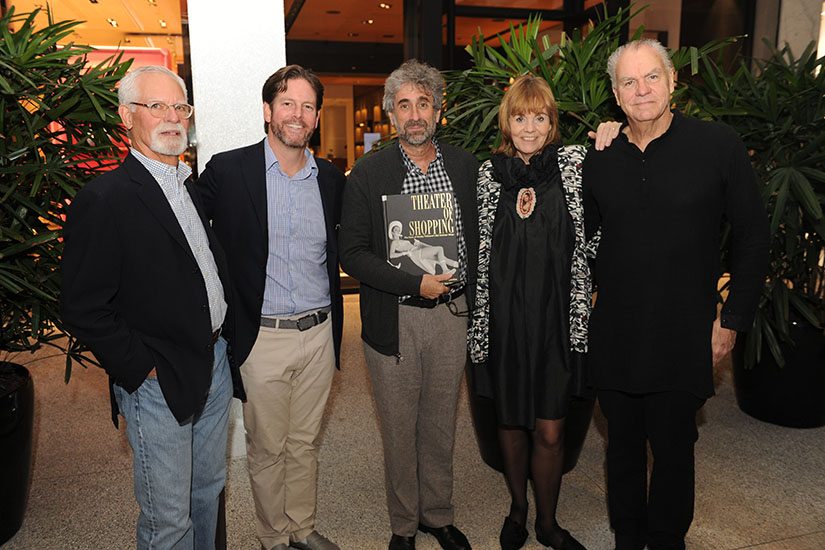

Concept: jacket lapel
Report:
left=315, top=160, right=338, bottom=251
left=242, top=140, right=269, bottom=242
left=126, top=155, right=197, bottom=265
left=385, top=145, right=407, bottom=195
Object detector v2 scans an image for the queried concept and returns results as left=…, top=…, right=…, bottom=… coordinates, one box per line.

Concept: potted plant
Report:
left=0, top=7, right=129, bottom=542
left=684, top=43, right=825, bottom=428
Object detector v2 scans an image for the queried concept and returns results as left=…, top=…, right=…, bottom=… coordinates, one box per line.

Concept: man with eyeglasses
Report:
left=61, top=65, right=234, bottom=549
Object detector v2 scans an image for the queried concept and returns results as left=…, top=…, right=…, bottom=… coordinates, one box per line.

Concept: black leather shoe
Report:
left=499, top=517, right=528, bottom=550
left=535, top=525, right=586, bottom=550
left=418, top=524, right=471, bottom=550
left=389, top=534, right=416, bottom=550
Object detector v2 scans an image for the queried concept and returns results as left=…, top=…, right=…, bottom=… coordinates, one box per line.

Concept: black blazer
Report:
left=194, top=140, right=346, bottom=401
left=60, top=154, right=235, bottom=424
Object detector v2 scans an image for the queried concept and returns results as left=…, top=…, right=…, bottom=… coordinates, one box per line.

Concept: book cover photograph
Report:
left=382, top=191, right=459, bottom=279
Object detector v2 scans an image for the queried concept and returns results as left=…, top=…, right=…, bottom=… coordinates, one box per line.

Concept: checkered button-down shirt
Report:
left=130, top=149, right=227, bottom=331
left=399, top=141, right=467, bottom=285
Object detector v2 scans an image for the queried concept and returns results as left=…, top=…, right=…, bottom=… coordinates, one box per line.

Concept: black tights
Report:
left=498, top=418, right=567, bottom=546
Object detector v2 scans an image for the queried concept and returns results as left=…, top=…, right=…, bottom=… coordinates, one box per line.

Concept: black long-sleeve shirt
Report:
left=583, top=111, right=769, bottom=398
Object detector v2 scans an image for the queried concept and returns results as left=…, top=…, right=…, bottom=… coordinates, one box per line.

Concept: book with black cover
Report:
left=382, top=191, right=459, bottom=279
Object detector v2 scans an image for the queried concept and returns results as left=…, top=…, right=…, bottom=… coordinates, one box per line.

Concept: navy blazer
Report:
left=195, top=140, right=346, bottom=401
left=60, top=154, right=235, bottom=424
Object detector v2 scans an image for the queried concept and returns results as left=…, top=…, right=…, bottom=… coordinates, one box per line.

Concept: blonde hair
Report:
left=493, top=74, right=560, bottom=157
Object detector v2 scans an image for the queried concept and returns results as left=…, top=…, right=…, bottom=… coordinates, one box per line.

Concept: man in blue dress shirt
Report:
left=196, top=66, right=345, bottom=550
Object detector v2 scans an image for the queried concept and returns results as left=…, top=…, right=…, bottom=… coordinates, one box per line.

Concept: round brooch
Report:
left=516, top=187, right=536, bottom=219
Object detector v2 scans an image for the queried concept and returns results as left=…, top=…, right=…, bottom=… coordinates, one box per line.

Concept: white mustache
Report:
left=154, top=122, right=186, bottom=136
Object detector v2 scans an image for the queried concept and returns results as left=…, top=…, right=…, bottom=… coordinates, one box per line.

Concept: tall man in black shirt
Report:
left=583, top=40, right=769, bottom=550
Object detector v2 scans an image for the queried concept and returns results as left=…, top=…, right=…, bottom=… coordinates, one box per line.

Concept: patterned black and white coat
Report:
left=468, top=144, right=600, bottom=364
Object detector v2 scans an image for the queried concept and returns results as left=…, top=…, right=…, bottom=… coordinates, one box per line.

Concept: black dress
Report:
left=487, top=146, right=574, bottom=429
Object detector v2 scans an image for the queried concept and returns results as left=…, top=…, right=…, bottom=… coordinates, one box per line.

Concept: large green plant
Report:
left=684, top=43, right=825, bottom=367
left=0, top=7, right=130, bottom=377
left=441, top=4, right=732, bottom=159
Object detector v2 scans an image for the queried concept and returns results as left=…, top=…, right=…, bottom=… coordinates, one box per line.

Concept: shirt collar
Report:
left=130, top=148, right=192, bottom=182
left=264, top=140, right=317, bottom=179
left=399, top=139, right=442, bottom=173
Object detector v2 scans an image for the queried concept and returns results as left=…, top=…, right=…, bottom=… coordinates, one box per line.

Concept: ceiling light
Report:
left=106, top=18, right=118, bottom=28
left=159, top=19, right=167, bottom=28
left=362, top=19, right=374, bottom=24
left=379, top=2, right=392, bottom=8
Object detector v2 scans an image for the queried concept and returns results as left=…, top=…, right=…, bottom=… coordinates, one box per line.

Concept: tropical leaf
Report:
left=0, top=6, right=129, bottom=375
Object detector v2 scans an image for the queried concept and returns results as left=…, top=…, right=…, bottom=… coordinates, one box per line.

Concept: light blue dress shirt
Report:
left=261, top=141, right=330, bottom=317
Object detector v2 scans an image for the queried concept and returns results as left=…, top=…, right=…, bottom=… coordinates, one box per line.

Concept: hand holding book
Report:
left=419, top=273, right=453, bottom=299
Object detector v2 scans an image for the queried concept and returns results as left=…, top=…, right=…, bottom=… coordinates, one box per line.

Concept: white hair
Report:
left=117, top=65, right=188, bottom=108
left=606, top=39, right=674, bottom=88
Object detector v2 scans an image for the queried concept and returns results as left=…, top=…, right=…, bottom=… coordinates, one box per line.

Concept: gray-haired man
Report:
left=61, top=65, right=234, bottom=549
left=339, top=59, right=478, bottom=550
left=583, top=40, right=769, bottom=550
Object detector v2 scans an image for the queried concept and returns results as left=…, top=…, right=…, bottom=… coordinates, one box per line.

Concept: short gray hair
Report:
left=382, top=59, right=444, bottom=114
left=118, top=65, right=188, bottom=109
left=606, top=39, right=674, bottom=88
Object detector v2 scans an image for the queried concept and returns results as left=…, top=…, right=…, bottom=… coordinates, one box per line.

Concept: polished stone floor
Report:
left=5, top=295, right=825, bottom=549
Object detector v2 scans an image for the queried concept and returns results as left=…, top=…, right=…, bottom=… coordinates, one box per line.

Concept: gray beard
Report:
left=398, top=121, right=435, bottom=146
left=150, top=124, right=188, bottom=156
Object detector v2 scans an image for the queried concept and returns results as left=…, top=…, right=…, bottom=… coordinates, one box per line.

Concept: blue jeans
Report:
left=114, top=337, right=232, bottom=550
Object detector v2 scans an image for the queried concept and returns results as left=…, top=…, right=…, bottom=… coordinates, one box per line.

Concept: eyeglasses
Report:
left=130, top=101, right=194, bottom=119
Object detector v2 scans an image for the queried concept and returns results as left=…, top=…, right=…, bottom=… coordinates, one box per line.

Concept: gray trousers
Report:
left=363, top=295, right=468, bottom=536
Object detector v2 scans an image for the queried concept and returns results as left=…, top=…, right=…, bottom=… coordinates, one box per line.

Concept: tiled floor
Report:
left=4, top=294, right=825, bottom=549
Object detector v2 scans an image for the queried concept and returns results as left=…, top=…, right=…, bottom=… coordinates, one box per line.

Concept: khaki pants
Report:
left=364, top=295, right=468, bottom=536
left=240, top=315, right=335, bottom=549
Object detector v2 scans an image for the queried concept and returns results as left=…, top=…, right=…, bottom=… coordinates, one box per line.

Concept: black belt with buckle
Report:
left=261, top=307, right=331, bottom=331
left=401, top=286, right=465, bottom=309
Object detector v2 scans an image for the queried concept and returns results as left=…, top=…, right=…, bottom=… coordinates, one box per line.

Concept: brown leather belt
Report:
left=261, top=307, right=331, bottom=331
left=211, top=328, right=221, bottom=344
left=401, top=286, right=465, bottom=309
